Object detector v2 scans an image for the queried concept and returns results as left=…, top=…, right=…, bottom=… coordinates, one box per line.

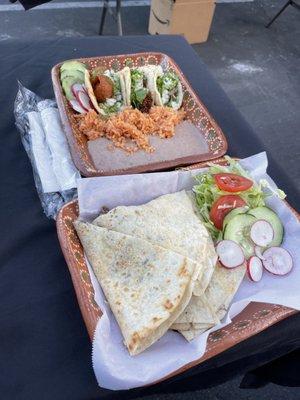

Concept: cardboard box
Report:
left=148, top=0, right=216, bottom=44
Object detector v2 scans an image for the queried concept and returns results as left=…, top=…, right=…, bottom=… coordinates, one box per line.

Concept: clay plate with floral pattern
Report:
left=52, top=52, right=227, bottom=177
left=56, top=158, right=298, bottom=385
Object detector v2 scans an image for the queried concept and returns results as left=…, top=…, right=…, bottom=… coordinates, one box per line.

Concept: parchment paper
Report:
left=77, top=152, right=300, bottom=390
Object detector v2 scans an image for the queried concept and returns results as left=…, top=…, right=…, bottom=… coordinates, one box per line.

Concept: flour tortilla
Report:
left=205, top=263, right=246, bottom=320
left=137, top=65, right=163, bottom=105
left=118, top=66, right=131, bottom=106
left=153, top=70, right=183, bottom=110
left=93, top=190, right=216, bottom=294
left=92, top=191, right=220, bottom=343
left=171, top=293, right=219, bottom=325
left=193, top=235, right=217, bottom=296
left=84, top=70, right=102, bottom=114
left=180, top=327, right=210, bottom=341
left=171, top=293, right=219, bottom=339
left=172, top=263, right=246, bottom=341
left=172, top=322, right=213, bottom=331
left=74, top=221, right=199, bottom=355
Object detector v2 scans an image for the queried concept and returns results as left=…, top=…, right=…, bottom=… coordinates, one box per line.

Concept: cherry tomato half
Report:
left=210, top=195, right=246, bottom=230
left=214, top=173, right=253, bottom=192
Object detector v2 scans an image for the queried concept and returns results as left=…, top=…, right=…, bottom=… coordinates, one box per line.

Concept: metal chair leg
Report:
left=116, top=0, right=123, bottom=36
left=99, top=0, right=109, bottom=35
left=265, top=0, right=292, bottom=28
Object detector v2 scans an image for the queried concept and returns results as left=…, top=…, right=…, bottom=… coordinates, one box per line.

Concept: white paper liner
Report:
left=77, top=152, right=300, bottom=390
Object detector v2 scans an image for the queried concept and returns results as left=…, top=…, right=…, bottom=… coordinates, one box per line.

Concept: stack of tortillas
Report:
left=74, top=191, right=246, bottom=355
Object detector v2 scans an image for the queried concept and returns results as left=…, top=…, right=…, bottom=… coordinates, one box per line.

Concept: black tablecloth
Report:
left=0, top=36, right=299, bottom=400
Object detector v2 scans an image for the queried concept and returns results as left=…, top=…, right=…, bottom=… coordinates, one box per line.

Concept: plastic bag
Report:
left=14, top=82, right=78, bottom=219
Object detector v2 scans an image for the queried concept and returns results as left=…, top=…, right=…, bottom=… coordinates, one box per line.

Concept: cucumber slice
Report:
left=60, top=61, right=86, bottom=73
left=222, top=206, right=249, bottom=230
left=247, top=206, right=283, bottom=246
left=223, top=214, right=256, bottom=259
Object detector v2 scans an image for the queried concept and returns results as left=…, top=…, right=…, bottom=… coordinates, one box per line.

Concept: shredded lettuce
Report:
left=100, top=100, right=122, bottom=115
left=158, top=72, right=179, bottom=90
left=131, top=69, right=144, bottom=90
left=130, top=69, right=148, bottom=107
left=192, top=157, right=283, bottom=241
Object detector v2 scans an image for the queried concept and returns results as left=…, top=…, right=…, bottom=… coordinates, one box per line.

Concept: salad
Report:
left=193, top=157, right=293, bottom=282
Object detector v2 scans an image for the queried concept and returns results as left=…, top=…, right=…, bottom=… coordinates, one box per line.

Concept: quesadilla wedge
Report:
left=74, top=221, right=199, bottom=355
left=171, top=294, right=219, bottom=325
left=93, top=191, right=216, bottom=295
left=180, top=327, right=210, bottom=341
left=205, top=262, right=246, bottom=320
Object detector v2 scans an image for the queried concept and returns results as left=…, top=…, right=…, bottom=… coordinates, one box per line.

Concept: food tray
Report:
left=56, top=158, right=298, bottom=384
left=52, top=52, right=228, bottom=177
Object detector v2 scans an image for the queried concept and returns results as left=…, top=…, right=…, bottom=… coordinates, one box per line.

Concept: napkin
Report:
left=27, top=111, right=60, bottom=193
left=38, top=101, right=80, bottom=191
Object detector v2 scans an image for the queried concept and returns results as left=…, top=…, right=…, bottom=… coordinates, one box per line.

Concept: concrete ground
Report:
left=1, top=0, right=299, bottom=398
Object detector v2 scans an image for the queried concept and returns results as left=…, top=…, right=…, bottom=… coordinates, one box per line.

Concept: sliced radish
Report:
left=77, top=90, right=93, bottom=111
left=216, top=240, right=245, bottom=269
left=250, top=220, right=274, bottom=247
left=262, top=247, right=293, bottom=276
left=69, top=99, right=87, bottom=114
left=72, top=83, right=85, bottom=97
left=254, top=246, right=266, bottom=260
left=247, top=256, right=263, bottom=282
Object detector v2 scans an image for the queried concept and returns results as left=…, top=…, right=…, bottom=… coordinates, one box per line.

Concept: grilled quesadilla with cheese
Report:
left=74, top=221, right=199, bottom=355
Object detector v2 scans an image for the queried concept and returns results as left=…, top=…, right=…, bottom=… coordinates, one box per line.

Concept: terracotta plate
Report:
left=52, top=52, right=228, bottom=177
left=56, top=158, right=298, bottom=385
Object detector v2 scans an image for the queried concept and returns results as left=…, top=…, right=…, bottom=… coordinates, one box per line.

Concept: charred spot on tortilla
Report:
left=152, top=317, right=162, bottom=323
left=164, top=299, right=174, bottom=310
left=99, top=205, right=110, bottom=215
left=128, top=332, right=140, bottom=350
left=178, top=260, right=189, bottom=277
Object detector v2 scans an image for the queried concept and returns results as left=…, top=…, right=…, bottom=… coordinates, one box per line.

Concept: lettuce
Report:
left=192, top=156, right=281, bottom=241
left=157, top=72, right=179, bottom=94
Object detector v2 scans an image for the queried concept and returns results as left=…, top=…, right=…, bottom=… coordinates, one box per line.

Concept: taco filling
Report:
left=130, top=68, right=152, bottom=113
left=156, top=71, right=183, bottom=110
left=87, top=68, right=124, bottom=116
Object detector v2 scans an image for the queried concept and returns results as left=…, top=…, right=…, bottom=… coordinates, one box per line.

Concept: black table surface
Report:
left=0, top=35, right=299, bottom=400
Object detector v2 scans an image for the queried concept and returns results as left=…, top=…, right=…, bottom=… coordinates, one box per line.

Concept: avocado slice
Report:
left=61, top=77, right=80, bottom=100
left=60, top=61, right=86, bottom=73
left=61, top=69, right=84, bottom=82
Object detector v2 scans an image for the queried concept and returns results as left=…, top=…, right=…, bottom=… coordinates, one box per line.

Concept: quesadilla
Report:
left=205, top=262, right=246, bottom=320
left=93, top=191, right=218, bottom=341
left=93, top=191, right=216, bottom=295
left=171, top=263, right=246, bottom=341
left=74, top=221, right=199, bottom=355
left=171, top=294, right=220, bottom=326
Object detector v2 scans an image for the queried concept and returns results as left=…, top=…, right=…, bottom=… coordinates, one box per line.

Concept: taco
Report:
left=85, top=67, right=128, bottom=117
left=123, top=65, right=160, bottom=112
left=154, top=70, right=183, bottom=110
